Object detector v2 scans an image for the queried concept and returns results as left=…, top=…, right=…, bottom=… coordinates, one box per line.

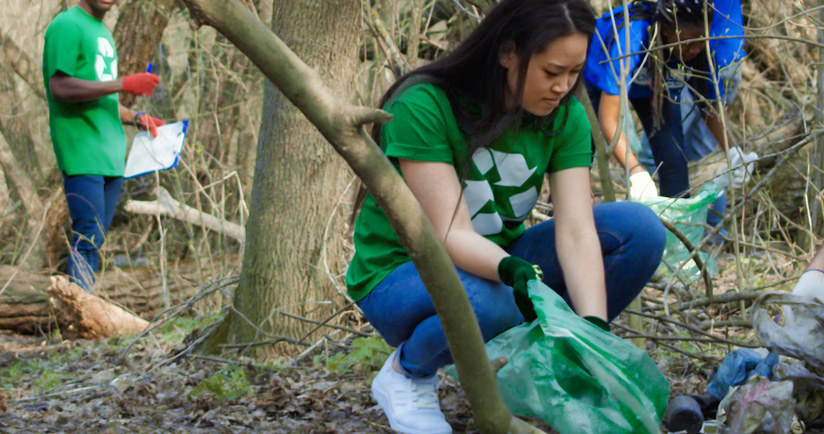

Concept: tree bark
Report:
left=0, top=132, right=48, bottom=271
left=207, top=0, right=359, bottom=360
left=0, top=26, right=45, bottom=100
left=112, top=0, right=177, bottom=108
left=0, top=67, right=39, bottom=182
left=0, top=162, right=8, bottom=213
left=808, top=0, right=824, bottom=244
left=176, top=0, right=544, bottom=432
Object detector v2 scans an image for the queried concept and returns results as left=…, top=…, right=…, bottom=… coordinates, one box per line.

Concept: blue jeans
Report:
left=62, top=174, right=123, bottom=292
left=631, top=96, right=690, bottom=197
left=357, top=201, right=666, bottom=378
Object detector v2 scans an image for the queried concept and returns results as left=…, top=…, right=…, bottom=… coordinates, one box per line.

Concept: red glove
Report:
left=122, top=73, right=160, bottom=96
left=136, top=113, right=166, bottom=138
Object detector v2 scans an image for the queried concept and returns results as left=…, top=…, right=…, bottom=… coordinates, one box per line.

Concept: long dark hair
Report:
left=351, top=0, right=597, bottom=224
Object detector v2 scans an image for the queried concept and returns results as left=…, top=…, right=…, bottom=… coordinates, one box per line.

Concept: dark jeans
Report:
left=358, top=202, right=666, bottom=378
left=62, top=173, right=123, bottom=292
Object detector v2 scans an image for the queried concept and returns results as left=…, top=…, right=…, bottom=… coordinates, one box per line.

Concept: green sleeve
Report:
left=382, top=85, right=455, bottom=164
left=547, top=98, right=593, bottom=173
left=43, top=19, right=81, bottom=79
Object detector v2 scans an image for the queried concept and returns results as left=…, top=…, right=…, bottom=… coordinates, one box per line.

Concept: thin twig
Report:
left=658, top=218, right=714, bottom=298
left=116, top=276, right=239, bottom=364
left=280, top=307, right=368, bottom=338
left=218, top=335, right=311, bottom=350
left=623, top=308, right=757, bottom=348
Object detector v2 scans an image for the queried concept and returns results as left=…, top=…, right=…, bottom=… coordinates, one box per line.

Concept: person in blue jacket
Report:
left=585, top=0, right=755, bottom=239
left=640, top=0, right=748, bottom=238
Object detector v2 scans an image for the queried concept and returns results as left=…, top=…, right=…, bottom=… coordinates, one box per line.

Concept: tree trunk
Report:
left=0, top=63, right=39, bottom=182
left=112, top=0, right=177, bottom=108
left=808, top=0, right=824, bottom=244
left=0, top=132, right=48, bottom=271
left=207, top=0, right=359, bottom=359
left=0, top=162, right=8, bottom=213
left=0, top=26, right=45, bottom=100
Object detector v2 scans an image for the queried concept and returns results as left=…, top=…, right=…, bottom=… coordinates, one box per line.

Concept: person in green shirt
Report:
left=347, top=0, right=667, bottom=432
left=43, top=0, right=165, bottom=291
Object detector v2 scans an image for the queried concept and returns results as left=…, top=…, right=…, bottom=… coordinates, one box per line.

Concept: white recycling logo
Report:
left=95, top=37, right=117, bottom=82
left=464, top=149, right=537, bottom=236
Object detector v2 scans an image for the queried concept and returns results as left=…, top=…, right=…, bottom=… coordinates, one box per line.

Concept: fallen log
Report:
left=0, top=265, right=202, bottom=334
left=48, top=276, right=149, bottom=340
left=124, top=187, right=245, bottom=242
left=0, top=266, right=51, bottom=334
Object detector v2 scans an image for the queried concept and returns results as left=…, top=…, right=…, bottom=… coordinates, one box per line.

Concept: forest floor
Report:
left=0, top=252, right=817, bottom=434
left=0, top=324, right=534, bottom=434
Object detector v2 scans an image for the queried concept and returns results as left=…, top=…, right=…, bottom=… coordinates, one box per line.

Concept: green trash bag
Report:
left=639, top=183, right=722, bottom=281
left=449, top=280, right=669, bottom=434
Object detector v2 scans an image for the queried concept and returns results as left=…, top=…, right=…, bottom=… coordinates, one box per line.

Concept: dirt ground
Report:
left=0, top=330, right=559, bottom=434
left=1, top=254, right=820, bottom=434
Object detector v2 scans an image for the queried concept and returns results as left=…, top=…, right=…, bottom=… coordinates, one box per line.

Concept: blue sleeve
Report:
left=710, top=0, right=745, bottom=69
left=705, top=0, right=744, bottom=99
left=588, top=19, right=648, bottom=96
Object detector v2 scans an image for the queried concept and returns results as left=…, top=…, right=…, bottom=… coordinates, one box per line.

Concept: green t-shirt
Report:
left=346, top=82, right=593, bottom=301
left=43, top=6, right=126, bottom=176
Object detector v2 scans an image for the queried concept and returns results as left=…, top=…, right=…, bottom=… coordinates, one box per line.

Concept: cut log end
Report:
left=47, top=276, right=149, bottom=340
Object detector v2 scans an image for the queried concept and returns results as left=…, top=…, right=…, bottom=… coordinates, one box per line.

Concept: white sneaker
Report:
left=371, top=351, right=452, bottom=434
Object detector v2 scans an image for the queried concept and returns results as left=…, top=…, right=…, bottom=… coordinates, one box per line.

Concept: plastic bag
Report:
left=716, top=375, right=796, bottom=434
left=773, top=360, right=824, bottom=428
left=450, top=281, right=669, bottom=434
left=707, top=348, right=779, bottom=401
left=640, top=183, right=722, bottom=281
left=752, top=292, right=824, bottom=375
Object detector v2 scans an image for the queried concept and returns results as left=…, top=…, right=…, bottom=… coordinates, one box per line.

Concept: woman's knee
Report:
left=597, top=202, right=666, bottom=259
left=622, top=202, right=665, bottom=249
left=622, top=203, right=666, bottom=273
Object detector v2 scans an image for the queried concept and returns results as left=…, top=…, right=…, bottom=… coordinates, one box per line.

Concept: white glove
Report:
left=716, top=146, right=758, bottom=189
left=784, top=269, right=824, bottom=327
left=793, top=269, right=824, bottom=299
left=629, top=171, right=659, bottom=201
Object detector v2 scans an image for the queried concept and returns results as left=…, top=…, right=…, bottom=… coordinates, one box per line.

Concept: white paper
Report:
left=124, top=120, right=188, bottom=179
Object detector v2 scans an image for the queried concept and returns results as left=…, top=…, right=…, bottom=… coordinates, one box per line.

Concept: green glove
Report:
left=584, top=315, right=611, bottom=332
left=498, top=256, right=543, bottom=322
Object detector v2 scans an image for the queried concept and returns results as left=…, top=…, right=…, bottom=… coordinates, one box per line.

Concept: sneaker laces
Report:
left=397, top=377, right=440, bottom=411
